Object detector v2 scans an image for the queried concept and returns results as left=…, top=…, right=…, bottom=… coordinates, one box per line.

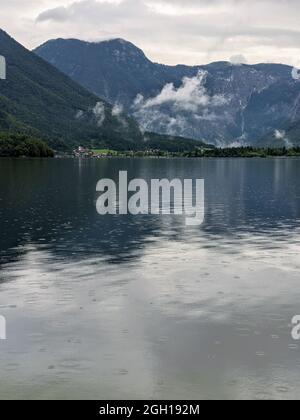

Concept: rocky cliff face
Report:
left=35, top=38, right=300, bottom=146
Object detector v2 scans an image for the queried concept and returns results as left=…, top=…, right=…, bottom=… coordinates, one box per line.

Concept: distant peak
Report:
left=41, top=37, right=136, bottom=47
left=35, top=37, right=143, bottom=52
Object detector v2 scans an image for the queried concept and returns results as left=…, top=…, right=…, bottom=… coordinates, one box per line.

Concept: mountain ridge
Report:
left=0, top=29, right=142, bottom=151
left=34, top=37, right=300, bottom=146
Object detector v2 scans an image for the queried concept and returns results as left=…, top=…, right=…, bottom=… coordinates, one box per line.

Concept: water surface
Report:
left=0, top=157, right=300, bottom=400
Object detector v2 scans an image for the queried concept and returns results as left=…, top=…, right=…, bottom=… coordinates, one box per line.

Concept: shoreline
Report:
left=2, top=155, right=300, bottom=160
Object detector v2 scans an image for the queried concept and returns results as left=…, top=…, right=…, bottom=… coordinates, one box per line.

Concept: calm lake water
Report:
left=1, top=157, right=300, bottom=400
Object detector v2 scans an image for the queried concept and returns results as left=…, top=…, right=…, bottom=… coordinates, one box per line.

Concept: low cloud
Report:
left=134, top=71, right=227, bottom=112
left=37, top=6, right=69, bottom=22
left=1, top=1, right=300, bottom=65
left=75, top=102, right=106, bottom=127
left=28, top=0, right=300, bottom=66
left=274, top=129, right=293, bottom=148
left=75, top=101, right=130, bottom=129
left=112, top=103, right=128, bottom=128
left=274, top=129, right=286, bottom=140
left=75, top=109, right=84, bottom=119
left=112, top=103, right=124, bottom=117
left=230, top=54, right=248, bottom=66
left=93, top=102, right=106, bottom=127
left=133, top=70, right=229, bottom=138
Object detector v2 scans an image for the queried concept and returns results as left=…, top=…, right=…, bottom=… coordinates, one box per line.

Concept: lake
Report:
left=0, top=157, right=300, bottom=400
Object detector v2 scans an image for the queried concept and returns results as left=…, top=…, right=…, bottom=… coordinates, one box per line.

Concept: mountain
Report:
left=34, top=38, right=189, bottom=109
left=0, top=30, right=142, bottom=151
left=35, top=38, right=300, bottom=146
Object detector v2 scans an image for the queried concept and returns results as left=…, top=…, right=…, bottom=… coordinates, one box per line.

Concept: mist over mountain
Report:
left=35, top=38, right=300, bottom=147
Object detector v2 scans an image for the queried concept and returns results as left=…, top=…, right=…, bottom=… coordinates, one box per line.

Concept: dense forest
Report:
left=185, top=146, right=300, bottom=158
left=85, top=146, right=300, bottom=158
left=142, top=132, right=209, bottom=152
left=0, top=133, right=54, bottom=157
left=0, top=29, right=142, bottom=152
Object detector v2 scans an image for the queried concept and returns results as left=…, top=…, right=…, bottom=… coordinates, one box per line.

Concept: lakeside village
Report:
left=72, top=146, right=135, bottom=158
left=71, top=146, right=197, bottom=158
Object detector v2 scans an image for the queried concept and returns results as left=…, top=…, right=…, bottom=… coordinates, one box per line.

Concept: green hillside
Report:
left=0, top=132, right=54, bottom=157
left=0, top=29, right=141, bottom=151
left=143, top=132, right=210, bottom=152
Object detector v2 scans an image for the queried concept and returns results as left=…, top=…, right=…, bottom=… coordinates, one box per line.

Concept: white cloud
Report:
left=133, top=70, right=229, bottom=137
left=92, top=101, right=106, bottom=127
left=112, top=102, right=128, bottom=127
left=37, top=6, right=70, bottom=22
left=274, top=129, right=286, bottom=140
left=2, top=0, right=300, bottom=65
left=74, top=101, right=106, bottom=126
left=274, top=129, right=293, bottom=148
left=135, top=71, right=227, bottom=112
left=112, top=103, right=124, bottom=116
left=230, top=54, right=248, bottom=66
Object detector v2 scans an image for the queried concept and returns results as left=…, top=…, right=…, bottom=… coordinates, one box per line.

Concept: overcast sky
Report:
left=1, top=0, right=300, bottom=66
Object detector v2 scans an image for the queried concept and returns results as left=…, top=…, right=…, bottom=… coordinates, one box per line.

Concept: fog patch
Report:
left=75, top=110, right=84, bottom=119
left=112, top=103, right=128, bottom=128
left=274, top=129, right=293, bottom=148
left=132, top=71, right=229, bottom=138
left=93, top=102, right=106, bottom=127
left=230, top=54, right=248, bottom=66
left=134, top=71, right=227, bottom=112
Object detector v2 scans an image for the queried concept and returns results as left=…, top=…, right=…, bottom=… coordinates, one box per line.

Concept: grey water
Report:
left=1, top=157, right=300, bottom=400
